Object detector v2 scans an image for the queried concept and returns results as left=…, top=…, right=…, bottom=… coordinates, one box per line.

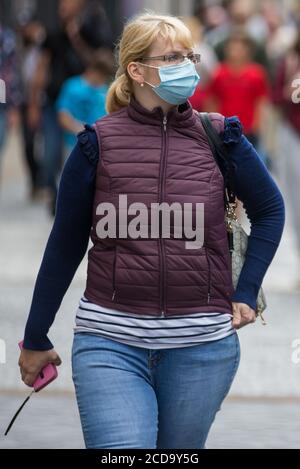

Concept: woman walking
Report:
left=19, top=13, right=285, bottom=449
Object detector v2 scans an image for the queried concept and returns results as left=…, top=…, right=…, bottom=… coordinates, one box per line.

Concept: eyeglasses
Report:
left=137, top=52, right=201, bottom=65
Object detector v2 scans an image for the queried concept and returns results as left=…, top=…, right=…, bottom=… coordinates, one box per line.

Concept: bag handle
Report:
left=198, top=112, right=236, bottom=207
left=198, top=112, right=237, bottom=255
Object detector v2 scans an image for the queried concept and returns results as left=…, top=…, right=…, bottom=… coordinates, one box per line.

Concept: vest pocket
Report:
left=111, top=246, right=117, bottom=301
left=205, top=247, right=212, bottom=304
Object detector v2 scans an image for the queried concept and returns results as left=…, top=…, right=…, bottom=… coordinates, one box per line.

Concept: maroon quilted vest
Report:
left=84, top=95, right=235, bottom=317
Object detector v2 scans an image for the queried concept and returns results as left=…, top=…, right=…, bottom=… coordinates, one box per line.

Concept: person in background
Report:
left=56, top=48, right=115, bottom=162
left=272, top=32, right=300, bottom=284
left=196, top=2, right=230, bottom=49
left=182, top=16, right=219, bottom=112
left=18, top=17, right=45, bottom=201
left=261, top=2, right=297, bottom=83
left=27, top=0, right=112, bottom=216
left=204, top=30, right=270, bottom=151
left=213, top=0, right=270, bottom=72
left=0, top=19, right=22, bottom=186
left=200, top=0, right=270, bottom=73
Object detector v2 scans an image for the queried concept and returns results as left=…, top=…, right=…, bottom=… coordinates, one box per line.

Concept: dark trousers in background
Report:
left=42, top=101, right=63, bottom=211
left=20, top=104, right=42, bottom=197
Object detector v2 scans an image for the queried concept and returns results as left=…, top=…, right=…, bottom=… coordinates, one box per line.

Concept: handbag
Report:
left=198, top=112, right=267, bottom=325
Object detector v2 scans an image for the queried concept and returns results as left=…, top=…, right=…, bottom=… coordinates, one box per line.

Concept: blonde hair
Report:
left=106, top=11, right=194, bottom=114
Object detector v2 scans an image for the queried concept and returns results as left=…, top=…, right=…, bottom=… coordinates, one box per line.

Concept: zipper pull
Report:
left=207, top=292, right=211, bottom=304
left=163, top=116, right=167, bottom=132
left=112, top=289, right=116, bottom=301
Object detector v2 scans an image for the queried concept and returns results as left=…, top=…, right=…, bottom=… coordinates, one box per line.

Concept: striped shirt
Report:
left=74, top=296, right=235, bottom=349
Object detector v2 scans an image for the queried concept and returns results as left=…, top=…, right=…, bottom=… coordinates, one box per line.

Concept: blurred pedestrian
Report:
left=56, top=48, right=115, bottom=162
left=27, top=0, right=113, bottom=216
left=18, top=17, right=45, bottom=200
left=0, top=19, right=22, bottom=186
left=204, top=30, right=270, bottom=150
left=182, top=15, right=219, bottom=112
left=258, top=2, right=297, bottom=83
left=203, top=0, right=270, bottom=72
left=273, top=32, right=300, bottom=271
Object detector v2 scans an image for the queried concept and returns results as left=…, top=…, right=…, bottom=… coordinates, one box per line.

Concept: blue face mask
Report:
left=139, top=59, right=200, bottom=105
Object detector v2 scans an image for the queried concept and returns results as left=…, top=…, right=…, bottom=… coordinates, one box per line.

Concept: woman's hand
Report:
left=18, top=348, right=62, bottom=387
left=232, top=302, right=256, bottom=329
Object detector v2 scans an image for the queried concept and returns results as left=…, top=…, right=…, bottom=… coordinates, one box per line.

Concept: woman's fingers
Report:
left=18, top=348, right=62, bottom=388
left=232, top=302, right=256, bottom=329
left=52, top=355, right=62, bottom=366
left=23, top=372, right=38, bottom=387
left=232, top=303, right=242, bottom=328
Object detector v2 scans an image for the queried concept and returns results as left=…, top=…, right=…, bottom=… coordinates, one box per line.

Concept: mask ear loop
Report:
left=136, top=62, right=160, bottom=89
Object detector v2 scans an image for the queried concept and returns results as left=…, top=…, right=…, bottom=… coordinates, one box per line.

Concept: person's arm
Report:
left=23, top=126, right=99, bottom=351
left=58, top=110, right=85, bottom=135
left=55, top=79, right=84, bottom=134
left=56, top=80, right=85, bottom=134
left=221, top=116, right=285, bottom=311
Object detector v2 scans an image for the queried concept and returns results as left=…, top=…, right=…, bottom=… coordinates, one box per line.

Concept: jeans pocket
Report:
left=229, top=331, right=240, bottom=380
left=217, top=332, right=241, bottom=410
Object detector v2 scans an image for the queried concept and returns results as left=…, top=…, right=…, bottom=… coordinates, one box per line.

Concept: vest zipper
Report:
left=159, top=115, right=168, bottom=317
left=112, top=246, right=117, bottom=301
left=163, top=115, right=167, bottom=132
left=205, top=247, right=211, bottom=304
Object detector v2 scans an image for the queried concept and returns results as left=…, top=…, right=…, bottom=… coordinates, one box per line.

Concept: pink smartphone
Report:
left=19, top=341, right=58, bottom=392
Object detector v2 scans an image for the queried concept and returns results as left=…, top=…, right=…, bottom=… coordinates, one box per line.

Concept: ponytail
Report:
left=106, top=68, right=132, bottom=114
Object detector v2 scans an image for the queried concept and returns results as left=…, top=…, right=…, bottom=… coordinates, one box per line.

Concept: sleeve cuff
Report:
left=230, top=291, right=258, bottom=312
left=22, top=334, right=54, bottom=351
left=221, top=116, right=244, bottom=144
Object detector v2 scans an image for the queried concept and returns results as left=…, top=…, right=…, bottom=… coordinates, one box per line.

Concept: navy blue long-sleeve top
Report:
left=23, top=117, right=286, bottom=350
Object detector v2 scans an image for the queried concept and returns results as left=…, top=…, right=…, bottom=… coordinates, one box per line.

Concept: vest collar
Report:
left=127, top=94, right=197, bottom=129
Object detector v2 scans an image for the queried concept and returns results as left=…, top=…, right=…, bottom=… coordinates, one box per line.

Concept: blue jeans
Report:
left=71, top=331, right=240, bottom=449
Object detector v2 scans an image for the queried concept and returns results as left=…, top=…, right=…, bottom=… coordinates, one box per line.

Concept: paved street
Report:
left=1, top=393, right=300, bottom=449
left=1, top=129, right=300, bottom=448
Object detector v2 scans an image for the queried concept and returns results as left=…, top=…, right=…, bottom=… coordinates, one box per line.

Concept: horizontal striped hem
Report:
left=74, top=296, right=235, bottom=349
left=73, top=327, right=236, bottom=349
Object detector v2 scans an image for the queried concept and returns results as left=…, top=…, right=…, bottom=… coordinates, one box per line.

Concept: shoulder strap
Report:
left=198, top=112, right=236, bottom=206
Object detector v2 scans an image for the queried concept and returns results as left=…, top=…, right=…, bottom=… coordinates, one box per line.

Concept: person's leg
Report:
left=71, top=333, right=158, bottom=449
left=0, top=106, right=8, bottom=185
left=41, top=102, right=63, bottom=210
left=154, top=332, right=241, bottom=449
left=20, top=104, right=41, bottom=197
